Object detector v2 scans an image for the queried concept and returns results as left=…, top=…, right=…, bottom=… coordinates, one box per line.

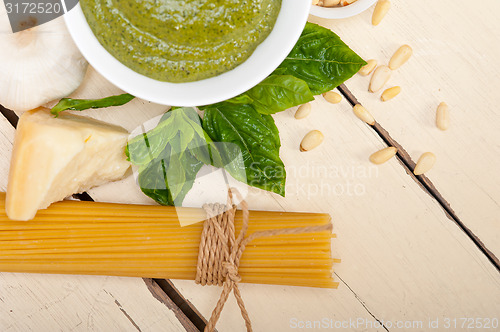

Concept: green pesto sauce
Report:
left=80, top=0, right=281, bottom=83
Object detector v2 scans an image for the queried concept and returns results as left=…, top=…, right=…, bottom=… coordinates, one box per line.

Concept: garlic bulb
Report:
left=0, top=5, right=88, bottom=112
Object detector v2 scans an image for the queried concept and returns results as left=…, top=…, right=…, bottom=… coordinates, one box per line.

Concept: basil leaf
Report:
left=165, top=150, right=203, bottom=204
left=224, top=94, right=254, bottom=105
left=128, top=107, right=215, bottom=206
left=271, top=67, right=288, bottom=75
left=125, top=23, right=368, bottom=203
left=126, top=113, right=177, bottom=165
left=138, top=147, right=204, bottom=206
left=241, top=74, right=314, bottom=114
left=276, top=22, right=366, bottom=95
left=51, top=93, right=135, bottom=117
left=138, top=157, right=173, bottom=206
left=202, top=103, right=286, bottom=196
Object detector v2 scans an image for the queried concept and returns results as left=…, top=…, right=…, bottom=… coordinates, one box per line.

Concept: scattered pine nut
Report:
left=323, top=91, right=342, bottom=104
left=436, top=102, right=449, bottom=130
left=295, top=103, right=312, bottom=119
left=414, top=152, right=436, bottom=175
left=340, top=0, right=356, bottom=5
left=314, top=0, right=357, bottom=6
left=372, top=0, right=390, bottom=26
left=369, top=147, right=397, bottom=164
left=369, top=65, right=391, bottom=92
left=389, top=45, right=413, bottom=70
left=358, top=59, right=377, bottom=76
left=323, top=0, right=341, bottom=6
left=300, top=130, right=324, bottom=152
left=381, top=86, right=401, bottom=101
left=353, top=104, right=375, bottom=125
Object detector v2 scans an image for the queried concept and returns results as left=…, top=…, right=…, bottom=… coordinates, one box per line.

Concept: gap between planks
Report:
left=334, top=272, right=389, bottom=332
left=0, top=105, right=18, bottom=128
left=0, top=105, right=209, bottom=332
left=337, top=84, right=500, bottom=271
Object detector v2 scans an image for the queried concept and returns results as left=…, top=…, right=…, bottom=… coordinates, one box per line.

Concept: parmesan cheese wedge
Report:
left=6, top=108, right=131, bottom=221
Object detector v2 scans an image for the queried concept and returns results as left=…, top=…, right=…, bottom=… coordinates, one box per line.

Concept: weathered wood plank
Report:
left=0, top=115, right=14, bottom=191
left=0, top=274, right=195, bottom=332
left=309, top=0, right=500, bottom=257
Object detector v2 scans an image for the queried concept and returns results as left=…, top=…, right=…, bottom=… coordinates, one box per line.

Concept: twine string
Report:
left=196, top=189, right=333, bottom=332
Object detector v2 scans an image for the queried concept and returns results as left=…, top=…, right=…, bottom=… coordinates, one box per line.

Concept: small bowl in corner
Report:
left=310, top=0, right=377, bottom=19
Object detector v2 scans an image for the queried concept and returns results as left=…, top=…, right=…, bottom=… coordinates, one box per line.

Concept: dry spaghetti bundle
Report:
left=0, top=193, right=338, bottom=288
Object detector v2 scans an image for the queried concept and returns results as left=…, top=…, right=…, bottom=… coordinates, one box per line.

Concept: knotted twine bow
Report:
left=195, top=189, right=333, bottom=332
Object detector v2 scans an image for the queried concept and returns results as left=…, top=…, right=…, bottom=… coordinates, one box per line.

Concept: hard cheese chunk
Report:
left=6, top=108, right=131, bottom=221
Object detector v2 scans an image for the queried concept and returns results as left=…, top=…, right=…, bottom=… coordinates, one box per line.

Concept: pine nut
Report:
left=323, top=91, right=342, bottom=104
left=381, top=86, right=401, bottom=101
left=323, top=0, right=341, bottom=6
left=353, top=104, right=375, bottom=125
left=358, top=59, right=377, bottom=76
left=300, top=130, right=324, bottom=152
left=295, top=103, right=312, bottom=119
left=414, top=152, right=436, bottom=175
left=369, top=65, right=391, bottom=92
left=340, top=0, right=356, bottom=5
left=372, top=0, right=390, bottom=26
left=369, top=147, right=397, bottom=164
left=389, top=45, right=413, bottom=70
left=436, top=102, right=449, bottom=130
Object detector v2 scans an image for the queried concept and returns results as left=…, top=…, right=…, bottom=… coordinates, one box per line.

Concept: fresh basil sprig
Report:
left=126, top=107, right=218, bottom=205
left=51, top=93, right=135, bottom=117
left=192, top=23, right=365, bottom=198
left=125, top=23, right=366, bottom=206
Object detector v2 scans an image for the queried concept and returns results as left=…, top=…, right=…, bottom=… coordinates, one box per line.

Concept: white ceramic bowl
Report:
left=64, top=1, right=309, bottom=107
left=309, top=0, right=377, bottom=19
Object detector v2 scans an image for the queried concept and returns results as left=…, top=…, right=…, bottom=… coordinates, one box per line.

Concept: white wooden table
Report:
left=1, top=0, right=499, bottom=331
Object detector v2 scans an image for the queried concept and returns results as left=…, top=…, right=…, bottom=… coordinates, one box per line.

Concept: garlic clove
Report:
left=0, top=13, right=88, bottom=113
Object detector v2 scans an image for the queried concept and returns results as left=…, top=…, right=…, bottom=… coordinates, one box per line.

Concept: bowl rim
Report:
left=64, top=1, right=309, bottom=107
left=309, top=0, right=377, bottom=19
